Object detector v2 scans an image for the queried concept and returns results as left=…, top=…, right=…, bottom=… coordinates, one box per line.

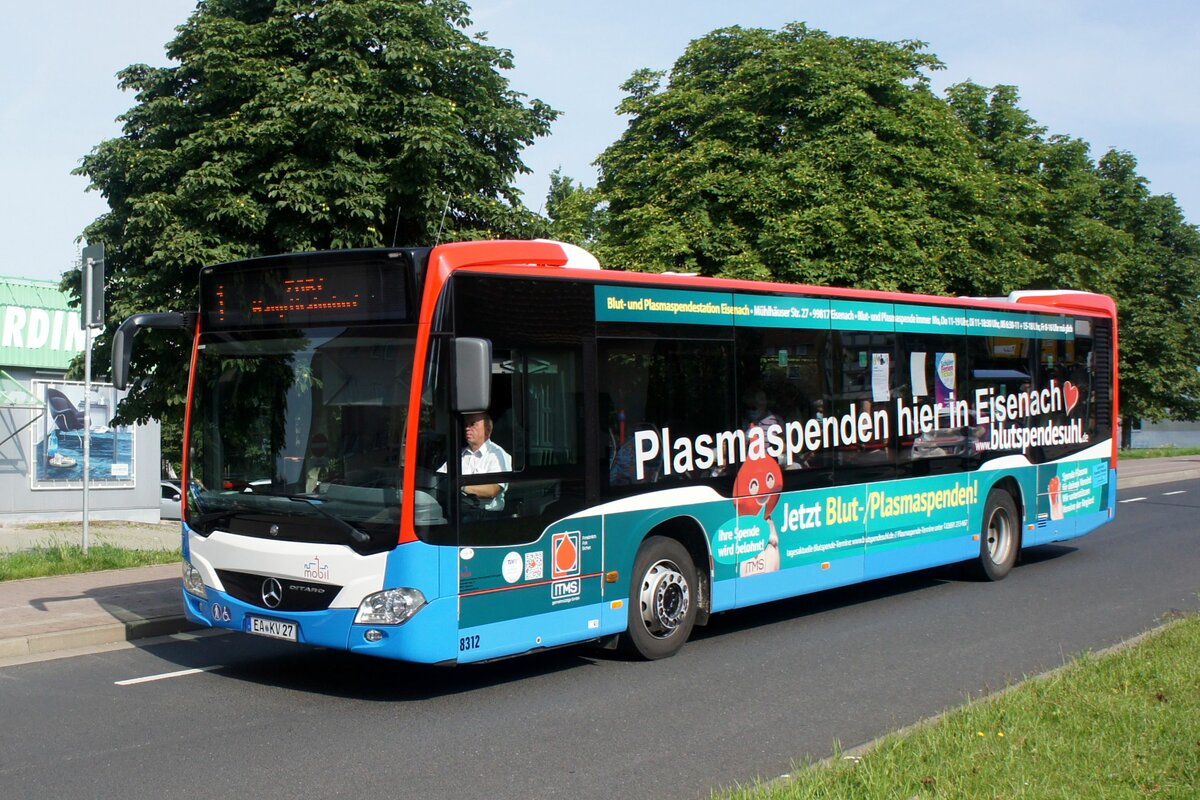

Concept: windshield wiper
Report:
left=281, top=494, right=371, bottom=544
left=192, top=498, right=254, bottom=530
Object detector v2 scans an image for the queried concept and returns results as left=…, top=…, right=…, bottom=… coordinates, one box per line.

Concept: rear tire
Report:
left=974, top=488, right=1019, bottom=581
left=620, top=536, right=698, bottom=660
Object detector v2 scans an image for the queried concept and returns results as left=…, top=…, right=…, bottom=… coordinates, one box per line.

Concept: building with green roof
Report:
left=0, top=276, right=161, bottom=523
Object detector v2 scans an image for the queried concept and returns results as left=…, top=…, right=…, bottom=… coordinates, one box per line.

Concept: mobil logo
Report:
left=551, top=531, right=580, bottom=579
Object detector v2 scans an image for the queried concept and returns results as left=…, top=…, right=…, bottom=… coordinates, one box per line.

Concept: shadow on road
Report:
left=127, top=544, right=1082, bottom=700
left=692, top=543, right=1077, bottom=642
left=28, top=577, right=181, bottom=621
left=132, top=627, right=609, bottom=701
left=1017, top=543, right=1079, bottom=566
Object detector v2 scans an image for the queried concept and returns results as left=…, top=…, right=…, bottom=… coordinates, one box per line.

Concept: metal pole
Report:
left=83, top=257, right=92, bottom=554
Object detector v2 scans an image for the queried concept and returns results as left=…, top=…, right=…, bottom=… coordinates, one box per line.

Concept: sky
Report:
left=2, top=0, right=1197, bottom=283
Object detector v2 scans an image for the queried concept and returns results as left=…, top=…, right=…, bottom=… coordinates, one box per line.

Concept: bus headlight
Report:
left=183, top=560, right=207, bottom=599
left=355, top=588, right=426, bottom=625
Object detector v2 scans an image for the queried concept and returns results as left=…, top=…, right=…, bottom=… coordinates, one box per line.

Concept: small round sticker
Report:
left=501, top=551, right=523, bottom=584
left=460, top=547, right=475, bottom=561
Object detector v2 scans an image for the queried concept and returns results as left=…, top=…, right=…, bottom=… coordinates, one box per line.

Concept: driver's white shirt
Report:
left=460, top=439, right=511, bottom=511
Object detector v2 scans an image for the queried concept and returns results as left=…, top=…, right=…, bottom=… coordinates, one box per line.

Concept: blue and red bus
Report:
left=114, top=240, right=1118, bottom=663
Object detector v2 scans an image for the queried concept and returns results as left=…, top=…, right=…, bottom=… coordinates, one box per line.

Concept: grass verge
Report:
left=0, top=542, right=180, bottom=581
left=0, top=522, right=180, bottom=578
left=0, top=544, right=180, bottom=582
left=725, top=615, right=1200, bottom=799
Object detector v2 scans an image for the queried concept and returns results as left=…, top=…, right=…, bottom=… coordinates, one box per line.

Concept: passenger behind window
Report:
left=609, top=422, right=659, bottom=486
left=743, top=387, right=811, bottom=470
left=742, top=388, right=783, bottom=430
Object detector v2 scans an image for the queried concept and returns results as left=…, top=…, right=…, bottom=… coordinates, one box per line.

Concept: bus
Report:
left=113, top=240, right=1118, bottom=663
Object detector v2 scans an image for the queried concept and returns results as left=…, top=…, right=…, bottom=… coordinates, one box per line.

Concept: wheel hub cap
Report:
left=640, top=559, right=690, bottom=638
left=987, top=509, right=1012, bottom=564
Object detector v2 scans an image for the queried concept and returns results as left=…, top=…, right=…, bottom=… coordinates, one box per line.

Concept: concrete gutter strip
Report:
left=0, top=615, right=198, bottom=659
left=1117, top=466, right=1200, bottom=489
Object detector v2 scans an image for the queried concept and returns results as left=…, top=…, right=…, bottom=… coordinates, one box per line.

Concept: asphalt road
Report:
left=1, top=479, right=1196, bottom=800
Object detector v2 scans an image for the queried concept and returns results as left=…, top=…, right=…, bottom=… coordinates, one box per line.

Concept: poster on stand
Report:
left=31, top=380, right=135, bottom=489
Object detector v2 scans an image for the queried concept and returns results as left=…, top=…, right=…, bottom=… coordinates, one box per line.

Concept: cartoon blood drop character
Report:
left=734, top=457, right=783, bottom=518
left=734, top=457, right=783, bottom=576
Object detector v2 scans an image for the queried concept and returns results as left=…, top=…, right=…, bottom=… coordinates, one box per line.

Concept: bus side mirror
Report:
left=112, top=312, right=194, bottom=390
left=454, top=337, right=491, bottom=413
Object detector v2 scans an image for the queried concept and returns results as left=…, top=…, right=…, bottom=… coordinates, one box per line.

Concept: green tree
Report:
left=1093, top=151, right=1200, bottom=442
left=1028, top=135, right=1127, bottom=294
left=943, top=86, right=1200, bottom=437
left=73, top=0, right=556, bottom=450
left=595, top=24, right=1016, bottom=294
left=543, top=168, right=605, bottom=246
left=943, top=82, right=1050, bottom=291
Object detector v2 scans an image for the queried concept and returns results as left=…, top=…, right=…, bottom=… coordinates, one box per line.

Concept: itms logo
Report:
left=551, top=578, right=581, bottom=602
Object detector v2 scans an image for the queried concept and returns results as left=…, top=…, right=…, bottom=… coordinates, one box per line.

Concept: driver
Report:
left=457, top=411, right=511, bottom=518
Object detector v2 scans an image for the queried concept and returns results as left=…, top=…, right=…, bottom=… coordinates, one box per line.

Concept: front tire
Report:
left=974, top=488, right=1019, bottom=581
left=620, top=536, right=698, bottom=660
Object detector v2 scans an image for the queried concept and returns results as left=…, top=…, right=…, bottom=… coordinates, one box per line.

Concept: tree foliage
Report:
left=596, top=24, right=1005, bottom=293
left=1094, top=152, right=1200, bottom=432
left=543, top=168, right=605, bottom=245
left=73, top=0, right=555, bottom=440
left=945, top=89, right=1200, bottom=427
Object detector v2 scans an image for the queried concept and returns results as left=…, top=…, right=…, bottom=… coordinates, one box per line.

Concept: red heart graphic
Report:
left=1062, top=381, right=1079, bottom=415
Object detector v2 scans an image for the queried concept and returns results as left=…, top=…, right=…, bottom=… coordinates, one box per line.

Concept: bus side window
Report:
left=833, top=331, right=897, bottom=483
left=458, top=347, right=586, bottom=546
left=598, top=338, right=733, bottom=493
left=898, top=333, right=968, bottom=476
left=1036, top=327, right=1096, bottom=461
left=733, top=326, right=833, bottom=488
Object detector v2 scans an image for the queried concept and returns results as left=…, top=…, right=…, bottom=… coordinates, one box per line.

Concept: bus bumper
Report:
left=181, top=587, right=458, bottom=664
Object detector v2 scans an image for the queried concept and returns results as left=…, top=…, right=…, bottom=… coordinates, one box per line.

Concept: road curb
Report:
left=0, top=615, right=198, bottom=659
left=1117, top=468, right=1200, bottom=490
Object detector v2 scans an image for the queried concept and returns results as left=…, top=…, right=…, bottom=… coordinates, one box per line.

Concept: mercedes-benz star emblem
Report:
left=261, top=578, right=283, bottom=609
left=269, top=524, right=280, bottom=536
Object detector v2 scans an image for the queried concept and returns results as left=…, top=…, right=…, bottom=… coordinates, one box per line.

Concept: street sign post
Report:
left=80, top=243, right=105, bottom=554
left=81, top=244, right=105, bottom=329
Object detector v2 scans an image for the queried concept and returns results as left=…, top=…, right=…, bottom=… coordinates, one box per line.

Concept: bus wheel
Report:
left=621, top=536, right=698, bottom=660
left=974, top=489, right=1019, bottom=581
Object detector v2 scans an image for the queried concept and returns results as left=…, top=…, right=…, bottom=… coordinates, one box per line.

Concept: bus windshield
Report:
left=187, top=325, right=416, bottom=553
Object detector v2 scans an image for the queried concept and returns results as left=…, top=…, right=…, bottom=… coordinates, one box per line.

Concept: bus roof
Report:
left=426, top=240, right=1116, bottom=320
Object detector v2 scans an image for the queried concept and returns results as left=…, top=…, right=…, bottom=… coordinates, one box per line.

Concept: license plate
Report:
left=244, top=615, right=298, bottom=642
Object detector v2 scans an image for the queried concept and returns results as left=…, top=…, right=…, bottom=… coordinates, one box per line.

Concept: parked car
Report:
left=161, top=480, right=183, bottom=520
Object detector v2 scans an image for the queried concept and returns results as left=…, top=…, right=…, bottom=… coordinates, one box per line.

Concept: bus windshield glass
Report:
left=186, top=326, right=415, bottom=553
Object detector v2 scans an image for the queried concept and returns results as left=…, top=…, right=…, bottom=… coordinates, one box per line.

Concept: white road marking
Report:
left=1119, top=497, right=1146, bottom=504
left=1162, top=490, right=1187, bottom=496
left=115, top=666, right=223, bottom=686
